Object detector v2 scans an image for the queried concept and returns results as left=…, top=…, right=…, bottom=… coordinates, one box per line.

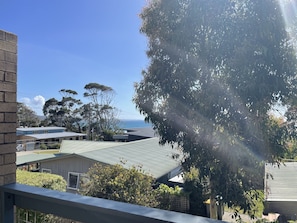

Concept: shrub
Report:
left=80, top=163, right=159, bottom=207
left=16, top=170, right=67, bottom=222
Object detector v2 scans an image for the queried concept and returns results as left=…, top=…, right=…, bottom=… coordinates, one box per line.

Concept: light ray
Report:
left=278, top=0, right=297, bottom=49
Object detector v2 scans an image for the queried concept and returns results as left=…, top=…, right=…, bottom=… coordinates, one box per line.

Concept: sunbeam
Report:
left=278, top=0, right=297, bottom=49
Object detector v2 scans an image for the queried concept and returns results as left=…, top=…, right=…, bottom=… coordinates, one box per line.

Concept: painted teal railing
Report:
left=0, top=183, right=222, bottom=223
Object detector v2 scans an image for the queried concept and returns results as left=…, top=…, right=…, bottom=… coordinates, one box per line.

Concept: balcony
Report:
left=0, top=183, right=221, bottom=223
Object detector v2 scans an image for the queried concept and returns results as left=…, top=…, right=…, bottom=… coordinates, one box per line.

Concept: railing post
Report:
left=0, top=30, right=17, bottom=223
left=0, top=191, right=14, bottom=223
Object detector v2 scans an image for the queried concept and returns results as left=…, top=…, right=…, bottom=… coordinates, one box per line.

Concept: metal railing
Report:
left=0, top=183, right=222, bottom=223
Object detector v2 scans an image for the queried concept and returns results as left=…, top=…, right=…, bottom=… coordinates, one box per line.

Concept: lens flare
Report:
left=278, top=0, right=297, bottom=48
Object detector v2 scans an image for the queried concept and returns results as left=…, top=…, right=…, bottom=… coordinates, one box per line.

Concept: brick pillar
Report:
left=0, top=30, right=17, bottom=186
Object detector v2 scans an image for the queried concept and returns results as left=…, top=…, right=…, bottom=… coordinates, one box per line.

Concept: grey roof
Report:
left=17, top=153, right=62, bottom=166
left=75, top=138, right=182, bottom=179
left=25, top=132, right=86, bottom=140
left=17, top=138, right=183, bottom=179
left=17, top=127, right=66, bottom=132
left=265, top=162, right=297, bottom=201
left=60, top=140, right=124, bottom=153
left=125, top=127, right=157, bottom=138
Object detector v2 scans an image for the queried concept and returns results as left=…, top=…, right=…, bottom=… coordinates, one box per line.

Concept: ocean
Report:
left=119, top=119, right=152, bottom=129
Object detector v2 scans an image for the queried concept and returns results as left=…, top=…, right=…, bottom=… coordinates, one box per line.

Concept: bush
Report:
left=17, top=169, right=66, bottom=191
left=80, top=163, right=159, bottom=207
left=16, top=170, right=67, bottom=223
left=156, top=184, right=189, bottom=212
left=40, top=143, right=47, bottom=150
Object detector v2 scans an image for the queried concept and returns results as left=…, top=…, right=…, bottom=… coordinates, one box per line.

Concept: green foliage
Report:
left=17, top=102, right=40, bottom=127
left=284, top=140, right=297, bottom=160
left=81, top=164, right=190, bottom=212
left=17, top=169, right=66, bottom=191
left=80, top=163, right=159, bottom=207
left=101, top=129, right=115, bottom=141
left=245, top=190, right=264, bottom=218
left=225, top=190, right=265, bottom=220
left=43, top=89, right=82, bottom=132
left=40, top=143, right=47, bottom=150
left=83, top=82, right=119, bottom=140
left=155, top=184, right=188, bottom=211
left=39, top=143, right=61, bottom=150
left=42, top=83, right=120, bottom=141
left=16, top=170, right=67, bottom=223
left=134, top=0, right=297, bottom=216
left=183, top=167, right=207, bottom=216
left=157, top=183, right=182, bottom=195
left=47, top=143, right=61, bottom=149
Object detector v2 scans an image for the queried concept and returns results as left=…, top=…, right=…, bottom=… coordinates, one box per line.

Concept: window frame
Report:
left=41, top=168, right=52, bottom=173
left=67, top=172, right=81, bottom=190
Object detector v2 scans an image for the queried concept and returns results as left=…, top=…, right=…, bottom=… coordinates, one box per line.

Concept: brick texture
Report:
left=4, top=153, right=16, bottom=164
left=0, top=163, right=16, bottom=175
left=4, top=133, right=16, bottom=143
left=0, top=144, right=16, bottom=155
left=0, top=30, right=17, bottom=186
left=5, top=92, right=16, bottom=102
left=0, top=134, right=3, bottom=144
left=5, top=72, right=16, bottom=82
left=0, top=102, right=17, bottom=112
left=4, top=112, right=16, bottom=123
left=0, top=123, right=16, bottom=133
left=0, top=71, right=4, bottom=81
left=0, top=82, right=16, bottom=92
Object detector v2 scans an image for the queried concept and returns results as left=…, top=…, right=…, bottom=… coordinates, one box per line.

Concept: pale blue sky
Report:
left=1, top=0, right=148, bottom=119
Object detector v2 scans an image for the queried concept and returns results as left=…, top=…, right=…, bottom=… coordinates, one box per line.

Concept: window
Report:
left=41, top=168, right=51, bottom=173
left=67, top=172, right=80, bottom=190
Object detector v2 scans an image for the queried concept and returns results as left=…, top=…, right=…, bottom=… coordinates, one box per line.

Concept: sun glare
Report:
left=278, top=0, right=297, bottom=49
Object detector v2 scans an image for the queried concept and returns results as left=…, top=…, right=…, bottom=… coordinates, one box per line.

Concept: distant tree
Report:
left=79, top=102, right=93, bottom=140
left=134, top=0, right=297, bottom=216
left=80, top=163, right=159, bottom=207
left=43, top=89, right=82, bottom=131
left=17, top=102, right=40, bottom=127
left=83, top=82, right=120, bottom=140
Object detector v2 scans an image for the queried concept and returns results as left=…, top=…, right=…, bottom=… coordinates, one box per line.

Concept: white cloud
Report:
left=20, top=95, right=45, bottom=116
left=32, top=95, right=46, bottom=106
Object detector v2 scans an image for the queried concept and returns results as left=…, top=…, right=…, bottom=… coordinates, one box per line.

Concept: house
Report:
left=113, top=127, right=157, bottom=141
left=17, top=127, right=86, bottom=150
left=17, top=137, right=183, bottom=192
left=264, top=162, right=297, bottom=220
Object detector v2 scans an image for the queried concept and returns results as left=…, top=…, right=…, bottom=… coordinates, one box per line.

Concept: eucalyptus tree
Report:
left=134, top=0, right=297, bottom=216
left=17, top=102, right=40, bottom=127
left=83, top=82, right=119, bottom=140
left=43, top=89, right=82, bottom=131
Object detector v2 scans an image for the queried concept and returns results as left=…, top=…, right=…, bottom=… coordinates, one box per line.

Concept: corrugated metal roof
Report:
left=126, top=127, right=157, bottom=138
left=16, top=138, right=183, bottom=179
left=75, top=138, right=182, bottom=179
left=26, top=132, right=86, bottom=140
left=17, top=127, right=66, bottom=132
left=16, top=153, right=62, bottom=165
left=60, top=140, right=124, bottom=153
left=265, top=162, right=297, bottom=201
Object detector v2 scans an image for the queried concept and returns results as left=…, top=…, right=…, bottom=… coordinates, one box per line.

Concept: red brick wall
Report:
left=0, top=30, right=17, bottom=185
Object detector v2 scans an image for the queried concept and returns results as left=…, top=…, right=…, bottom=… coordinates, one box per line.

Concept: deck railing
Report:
left=0, top=183, right=222, bottom=223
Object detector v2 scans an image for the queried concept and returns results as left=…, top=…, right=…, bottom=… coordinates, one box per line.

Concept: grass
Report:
left=34, top=149, right=59, bottom=154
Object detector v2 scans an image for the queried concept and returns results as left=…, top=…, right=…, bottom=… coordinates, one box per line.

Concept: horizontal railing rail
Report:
left=1, top=183, right=222, bottom=223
